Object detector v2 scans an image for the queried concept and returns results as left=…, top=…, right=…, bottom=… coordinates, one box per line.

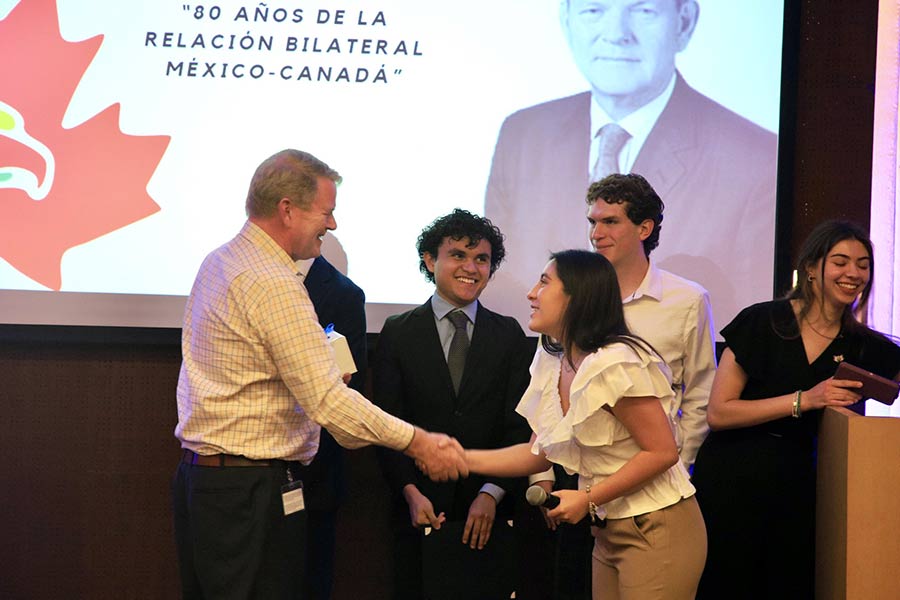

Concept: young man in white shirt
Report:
left=586, top=173, right=717, bottom=467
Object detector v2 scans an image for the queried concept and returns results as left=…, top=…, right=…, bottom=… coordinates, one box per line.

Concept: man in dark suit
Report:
left=483, top=0, right=777, bottom=332
left=297, top=254, right=367, bottom=600
left=374, top=209, right=533, bottom=599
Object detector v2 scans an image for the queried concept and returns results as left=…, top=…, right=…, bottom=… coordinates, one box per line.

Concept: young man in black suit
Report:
left=374, top=209, right=533, bottom=599
left=296, top=254, right=368, bottom=600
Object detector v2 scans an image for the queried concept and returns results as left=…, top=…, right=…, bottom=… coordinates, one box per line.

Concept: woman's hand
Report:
left=801, top=377, right=863, bottom=411
left=546, top=489, right=590, bottom=525
left=534, top=480, right=559, bottom=531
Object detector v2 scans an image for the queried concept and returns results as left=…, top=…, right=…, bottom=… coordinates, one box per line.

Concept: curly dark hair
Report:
left=416, top=209, right=506, bottom=283
left=586, top=173, right=664, bottom=257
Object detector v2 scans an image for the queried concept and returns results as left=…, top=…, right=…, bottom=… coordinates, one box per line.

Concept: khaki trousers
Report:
left=591, top=495, right=706, bottom=600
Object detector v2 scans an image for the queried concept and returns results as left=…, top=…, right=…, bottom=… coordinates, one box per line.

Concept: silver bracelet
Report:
left=586, top=483, right=599, bottom=523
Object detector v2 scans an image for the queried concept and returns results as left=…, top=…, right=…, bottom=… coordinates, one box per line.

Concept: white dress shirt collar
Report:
left=589, top=73, right=677, bottom=174
left=625, top=261, right=665, bottom=304
left=294, top=257, right=315, bottom=281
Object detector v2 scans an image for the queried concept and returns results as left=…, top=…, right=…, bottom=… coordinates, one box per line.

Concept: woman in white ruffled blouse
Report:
left=466, top=250, right=706, bottom=599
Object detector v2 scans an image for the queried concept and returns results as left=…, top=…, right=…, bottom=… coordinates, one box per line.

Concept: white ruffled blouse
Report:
left=517, top=341, right=696, bottom=519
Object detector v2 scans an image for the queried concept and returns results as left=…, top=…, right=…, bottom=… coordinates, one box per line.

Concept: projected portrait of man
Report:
left=482, top=0, right=778, bottom=330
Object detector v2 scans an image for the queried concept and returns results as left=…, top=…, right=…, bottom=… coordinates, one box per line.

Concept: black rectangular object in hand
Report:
left=833, top=362, right=900, bottom=405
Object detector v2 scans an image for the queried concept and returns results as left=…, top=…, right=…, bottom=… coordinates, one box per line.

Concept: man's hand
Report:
left=462, top=492, right=496, bottom=549
left=405, top=427, right=469, bottom=482
left=402, top=484, right=445, bottom=530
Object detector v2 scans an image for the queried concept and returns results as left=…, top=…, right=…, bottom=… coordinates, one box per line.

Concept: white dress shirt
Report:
left=623, top=262, right=717, bottom=468
left=518, top=341, right=695, bottom=519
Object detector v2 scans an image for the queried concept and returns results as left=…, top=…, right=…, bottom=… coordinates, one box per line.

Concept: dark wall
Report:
left=778, top=0, right=879, bottom=294
left=0, top=338, right=183, bottom=599
left=0, top=332, right=394, bottom=600
left=0, top=1, right=883, bottom=598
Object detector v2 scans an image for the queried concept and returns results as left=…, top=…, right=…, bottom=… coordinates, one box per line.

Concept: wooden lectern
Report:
left=816, top=407, right=900, bottom=599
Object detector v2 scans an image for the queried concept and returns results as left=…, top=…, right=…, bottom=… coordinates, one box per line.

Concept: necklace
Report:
left=804, top=317, right=840, bottom=340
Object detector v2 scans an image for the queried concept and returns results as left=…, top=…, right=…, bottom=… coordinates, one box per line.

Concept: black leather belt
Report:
left=182, top=449, right=272, bottom=467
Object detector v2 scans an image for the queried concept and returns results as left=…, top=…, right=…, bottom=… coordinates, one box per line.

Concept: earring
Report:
left=807, top=274, right=814, bottom=282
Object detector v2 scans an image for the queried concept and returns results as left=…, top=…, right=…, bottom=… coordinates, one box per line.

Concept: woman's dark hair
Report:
left=540, top=249, right=655, bottom=366
left=784, top=220, right=874, bottom=335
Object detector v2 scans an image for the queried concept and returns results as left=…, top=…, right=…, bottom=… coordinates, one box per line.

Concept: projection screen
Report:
left=0, top=0, right=784, bottom=332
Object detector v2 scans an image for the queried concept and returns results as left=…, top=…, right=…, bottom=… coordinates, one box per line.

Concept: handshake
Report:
left=404, top=427, right=469, bottom=482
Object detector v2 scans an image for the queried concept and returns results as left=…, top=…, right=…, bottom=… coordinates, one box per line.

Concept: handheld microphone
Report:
left=526, top=484, right=560, bottom=509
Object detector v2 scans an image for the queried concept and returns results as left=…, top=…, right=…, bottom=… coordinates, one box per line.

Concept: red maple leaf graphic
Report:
left=0, top=0, right=170, bottom=290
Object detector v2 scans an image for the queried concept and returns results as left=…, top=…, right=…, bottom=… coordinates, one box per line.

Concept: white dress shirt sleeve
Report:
left=677, top=290, right=717, bottom=469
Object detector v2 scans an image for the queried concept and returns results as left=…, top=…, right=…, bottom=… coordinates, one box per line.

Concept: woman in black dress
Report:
left=692, top=220, right=900, bottom=599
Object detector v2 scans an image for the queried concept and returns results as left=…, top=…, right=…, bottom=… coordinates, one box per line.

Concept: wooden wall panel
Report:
left=0, top=342, right=182, bottom=599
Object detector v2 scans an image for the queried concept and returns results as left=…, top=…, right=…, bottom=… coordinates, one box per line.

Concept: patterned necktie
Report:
left=447, top=310, right=470, bottom=394
left=591, top=123, right=631, bottom=181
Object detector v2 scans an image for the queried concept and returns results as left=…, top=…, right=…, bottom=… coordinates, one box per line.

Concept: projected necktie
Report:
left=591, top=123, right=631, bottom=181
left=447, top=310, right=470, bottom=394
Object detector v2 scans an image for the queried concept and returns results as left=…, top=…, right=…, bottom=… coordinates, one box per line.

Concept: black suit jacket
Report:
left=483, top=74, right=778, bottom=331
left=374, top=299, right=533, bottom=521
left=302, top=256, right=367, bottom=510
